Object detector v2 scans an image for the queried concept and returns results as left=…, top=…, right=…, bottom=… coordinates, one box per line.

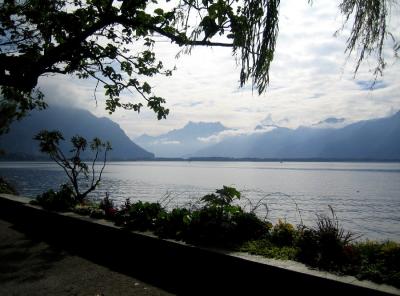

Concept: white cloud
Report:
left=158, top=140, right=181, bottom=145
left=198, top=126, right=277, bottom=144
left=36, top=0, right=400, bottom=139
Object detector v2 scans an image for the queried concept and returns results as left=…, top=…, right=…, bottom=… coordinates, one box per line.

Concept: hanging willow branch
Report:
left=338, top=0, right=391, bottom=76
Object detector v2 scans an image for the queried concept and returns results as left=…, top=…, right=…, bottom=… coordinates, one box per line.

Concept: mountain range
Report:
left=136, top=112, right=400, bottom=160
left=194, top=112, right=400, bottom=159
left=1, top=106, right=399, bottom=161
left=135, top=121, right=228, bottom=158
left=0, top=106, right=154, bottom=160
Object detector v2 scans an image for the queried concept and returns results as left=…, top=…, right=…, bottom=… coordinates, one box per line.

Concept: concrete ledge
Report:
left=0, top=193, right=399, bottom=296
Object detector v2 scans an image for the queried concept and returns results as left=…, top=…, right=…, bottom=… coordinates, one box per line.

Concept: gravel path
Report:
left=0, top=219, right=174, bottom=296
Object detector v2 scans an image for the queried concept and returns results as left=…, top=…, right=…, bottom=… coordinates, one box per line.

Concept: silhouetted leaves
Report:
left=34, top=130, right=111, bottom=202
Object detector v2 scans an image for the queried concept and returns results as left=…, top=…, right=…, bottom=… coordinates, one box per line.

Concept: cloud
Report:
left=172, top=101, right=204, bottom=108
left=34, top=0, right=400, bottom=138
left=144, top=139, right=181, bottom=145
left=259, top=114, right=289, bottom=128
left=197, top=126, right=276, bottom=144
left=312, top=117, right=348, bottom=128
left=158, top=140, right=181, bottom=145
left=318, top=117, right=346, bottom=124
left=197, top=129, right=245, bottom=143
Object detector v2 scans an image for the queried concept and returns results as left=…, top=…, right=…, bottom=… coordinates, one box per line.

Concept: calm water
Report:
left=1, top=161, right=399, bottom=241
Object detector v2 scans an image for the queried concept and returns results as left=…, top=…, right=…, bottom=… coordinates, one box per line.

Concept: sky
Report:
left=37, top=0, right=400, bottom=139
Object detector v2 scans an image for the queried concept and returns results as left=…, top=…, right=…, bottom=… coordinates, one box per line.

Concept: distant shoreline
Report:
left=1, top=156, right=400, bottom=163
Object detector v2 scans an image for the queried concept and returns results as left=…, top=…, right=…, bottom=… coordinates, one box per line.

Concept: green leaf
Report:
left=142, top=82, right=151, bottom=94
left=154, top=8, right=164, bottom=15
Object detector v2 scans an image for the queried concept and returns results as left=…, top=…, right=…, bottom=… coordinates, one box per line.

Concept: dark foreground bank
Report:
left=0, top=219, right=173, bottom=296
left=0, top=193, right=399, bottom=296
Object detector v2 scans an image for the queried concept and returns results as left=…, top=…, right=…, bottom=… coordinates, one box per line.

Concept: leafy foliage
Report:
left=29, top=184, right=400, bottom=288
left=0, top=0, right=396, bottom=133
left=112, top=186, right=269, bottom=246
left=350, top=241, right=400, bottom=287
left=338, top=0, right=391, bottom=76
left=0, top=176, right=18, bottom=195
left=240, top=239, right=299, bottom=260
left=34, top=130, right=111, bottom=202
left=201, top=185, right=241, bottom=207
left=0, top=0, right=279, bottom=132
left=296, top=207, right=357, bottom=270
left=99, top=193, right=117, bottom=218
left=116, top=200, right=166, bottom=231
left=73, top=203, right=99, bottom=216
left=73, top=200, right=113, bottom=219
left=270, top=219, right=297, bottom=247
left=34, top=184, right=77, bottom=212
left=179, top=186, right=269, bottom=246
left=155, top=207, right=192, bottom=239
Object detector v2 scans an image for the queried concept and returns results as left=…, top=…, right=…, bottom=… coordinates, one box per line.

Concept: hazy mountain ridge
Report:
left=0, top=106, right=154, bottom=160
left=3, top=108, right=398, bottom=160
left=135, top=121, right=229, bottom=158
left=194, top=112, right=400, bottom=159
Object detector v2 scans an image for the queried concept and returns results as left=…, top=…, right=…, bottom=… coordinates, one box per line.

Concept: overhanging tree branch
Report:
left=0, top=0, right=397, bottom=134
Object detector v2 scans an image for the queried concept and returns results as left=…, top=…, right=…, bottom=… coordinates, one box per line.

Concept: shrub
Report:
left=73, top=202, right=106, bottom=219
left=184, top=206, right=235, bottom=245
left=120, top=201, right=166, bottom=231
left=295, top=228, right=320, bottom=266
left=155, top=208, right=191, bottom=240
left=99, top=193, right=117, bottom=219
left=34, top=184, right=76, bottom=212
left=0, top=177, right=18, bottom=195
left=114, top=198, right=131, bottom=226
left=232, top=212, right=271, bottom=242
left=296, top=207, right=356, bottom=271
left=73, top=204, right=95, bottom=216
left=89, top=208, right=106, bottom=219
left=200, top=186, right=241, bottom=207
left=353, top=241, right=400, bottom=287
left=270, top=219, right=297, bottom=247
left=240, top=239, right=299, bottom=260
left=183, top=186, right=270, bottom=246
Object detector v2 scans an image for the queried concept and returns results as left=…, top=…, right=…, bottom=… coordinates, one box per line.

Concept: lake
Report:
left=1, top=161, right=399, bottom=241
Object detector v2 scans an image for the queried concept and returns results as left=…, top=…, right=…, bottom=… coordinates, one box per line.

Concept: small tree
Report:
left=34, top=130, right=111, bottom=203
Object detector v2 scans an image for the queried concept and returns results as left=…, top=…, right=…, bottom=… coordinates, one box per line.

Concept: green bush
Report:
left=184, top=205, right=237, bottom=245
left=155, top=208, right=191, bottom=240
left=0, top=177, right=18, bottom=195
left=270, top=219, right=298, bottom=247
left=113, top=198, right=131, bottom=226
left=296, top=209, right=356, bottom=271
left=296, top=228, right=320, bottom=266
left=183, top=186, right=270, bottom=246
left=28, top=184, right=400, bottom=288
left=353, top=241, right=400, bottom=287
left=232, top=211, right=271, bottom=242
left=240, top=239, right=299, bottom=260
left=73, top=202, right=106, bottom=219
left=89, top=208, right=106, bottom=219
left=119, top=201, right=166, bottom=231
left=73, top=204, right=95, bottom=216
left=34, top=184, right=76, bottom=212
left=99, top=194, right=117, bottom=219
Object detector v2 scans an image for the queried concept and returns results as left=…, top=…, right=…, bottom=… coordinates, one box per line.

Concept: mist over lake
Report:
left=1, top=161, right=399, bottom=242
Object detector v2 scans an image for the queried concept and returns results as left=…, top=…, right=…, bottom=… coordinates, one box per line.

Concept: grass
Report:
left=239, top=239, right=299, bottom=260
